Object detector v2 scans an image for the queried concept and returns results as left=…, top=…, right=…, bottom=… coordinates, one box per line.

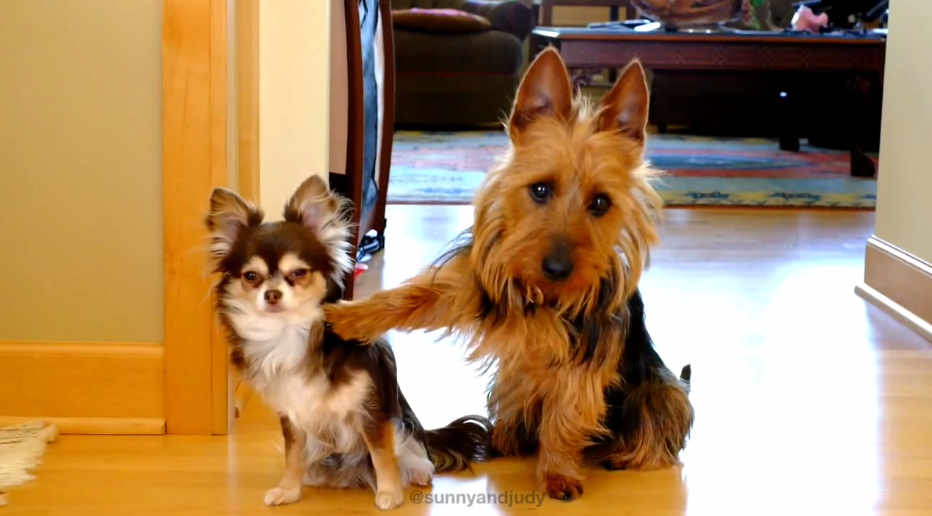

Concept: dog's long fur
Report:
left=324, top=48, right=695, bottom=500
left=205, top=176, right=492, bottom=510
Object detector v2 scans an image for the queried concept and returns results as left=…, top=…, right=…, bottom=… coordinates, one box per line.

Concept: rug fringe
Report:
left=0, top=420, right=57, bottom=507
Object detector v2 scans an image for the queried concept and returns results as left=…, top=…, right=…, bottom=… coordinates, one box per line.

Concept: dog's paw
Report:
left=408, top=467, right=433, bottom=487
left=264, top=486, right=301, bottom=506
left=374, top=489, right=404, bottom=510
left=541, top=474, right=584, bottom=501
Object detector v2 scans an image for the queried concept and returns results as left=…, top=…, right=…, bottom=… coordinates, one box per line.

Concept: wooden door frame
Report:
left=162, top=0, right=385, bottom=432
left=162, top=0, right=233, bottom=435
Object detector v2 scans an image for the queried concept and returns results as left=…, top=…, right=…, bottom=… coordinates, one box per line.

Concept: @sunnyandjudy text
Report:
left=409, top=490, right=546, bottom=507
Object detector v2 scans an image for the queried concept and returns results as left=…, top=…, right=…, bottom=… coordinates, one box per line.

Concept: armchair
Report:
left=391, top=0, right=534, bottom=127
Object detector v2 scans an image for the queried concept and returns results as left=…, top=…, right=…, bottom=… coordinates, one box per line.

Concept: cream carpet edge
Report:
left=0, top=420, right=57, bottom=507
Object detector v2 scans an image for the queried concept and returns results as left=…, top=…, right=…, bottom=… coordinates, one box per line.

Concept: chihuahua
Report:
left=205, top=175, right=492, bottom=510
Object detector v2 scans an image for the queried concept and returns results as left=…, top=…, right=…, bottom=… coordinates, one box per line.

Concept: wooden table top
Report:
left=532, top=26, right=887, bottom=45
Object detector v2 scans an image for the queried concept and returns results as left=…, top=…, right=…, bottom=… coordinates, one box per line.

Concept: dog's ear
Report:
left=285, top=175, right=355, bottom=285
left=206, top=188, right=263, bottom=263
left=598, top=59, right=650, bottom=144
left=284, top=175, right=346, bottom=235
left=508, top=47, right=573, bottom=136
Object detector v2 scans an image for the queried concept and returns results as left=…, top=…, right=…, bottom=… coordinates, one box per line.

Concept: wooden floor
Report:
left=8, top=206, right=932, bottom=516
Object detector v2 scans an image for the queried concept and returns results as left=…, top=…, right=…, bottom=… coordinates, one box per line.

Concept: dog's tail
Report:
left=424, top=415, right=494, bottom=473
left=680, top=364, right=692, bottom=393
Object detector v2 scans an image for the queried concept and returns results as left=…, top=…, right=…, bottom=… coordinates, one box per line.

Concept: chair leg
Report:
left=607, top=5, right=620, bottom=83
left=850, top=148, right=876, bottom=178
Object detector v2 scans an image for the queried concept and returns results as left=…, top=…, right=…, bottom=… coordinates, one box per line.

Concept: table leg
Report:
left=777, top=88, right=800, bottom=152
left=846, top=74, right=877, bottom=178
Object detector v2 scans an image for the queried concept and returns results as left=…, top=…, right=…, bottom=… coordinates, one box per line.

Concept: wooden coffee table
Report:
left=530, top=0, right=636, bottom=27
left=531, top=27, right=885, bottom=81
left=530, top=27, right=887, bottom=176
left=528, top=1, right=637, bottom=82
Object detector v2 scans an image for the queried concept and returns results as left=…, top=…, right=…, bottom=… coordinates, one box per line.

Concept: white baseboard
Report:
left=855, top=283, right=932, bottom=343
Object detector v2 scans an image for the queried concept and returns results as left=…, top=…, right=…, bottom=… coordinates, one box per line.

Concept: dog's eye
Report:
left=589, top=194, right=612, bottom=216
left=529, top=182, right=551, bottom=203
left=243, top=271, right=259, bottom=282
left=290, top=268, right=308, bottom=279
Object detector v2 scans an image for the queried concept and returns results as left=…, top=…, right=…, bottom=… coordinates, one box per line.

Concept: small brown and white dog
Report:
left=205, top=175, right=492, bottom=510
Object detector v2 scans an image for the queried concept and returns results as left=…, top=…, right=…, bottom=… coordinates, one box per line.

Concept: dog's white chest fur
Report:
left=234, top=309, right=371, bottom=457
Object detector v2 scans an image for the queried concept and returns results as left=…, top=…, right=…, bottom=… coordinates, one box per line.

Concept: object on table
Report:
left=792, top=0, right=889, bottom=32
left=732, top=0, right=779, bottom=31
left=791, top=5, right=828, bottom=32
left=629, top=0, right=743, bottom=29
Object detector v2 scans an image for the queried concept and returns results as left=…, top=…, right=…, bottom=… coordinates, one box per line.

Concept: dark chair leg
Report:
left=850, top=148, right=876, bottom=178
left=607, top=5, right=620, bottom=83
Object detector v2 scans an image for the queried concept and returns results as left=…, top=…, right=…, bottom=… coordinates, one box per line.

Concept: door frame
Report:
left=161, top=0, right=357, bottom=433
left=162, top=0, right=238, bottom=435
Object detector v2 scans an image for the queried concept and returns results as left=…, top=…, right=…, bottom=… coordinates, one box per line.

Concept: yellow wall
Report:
left=258, top=0, right=332, bottom=217
left=874, top=3, right=932, bottom=263
left=0, top=0, right=163, bottom=343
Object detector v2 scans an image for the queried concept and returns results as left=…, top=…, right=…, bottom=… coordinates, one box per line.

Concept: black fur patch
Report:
left=596, top=288, right=673, bottom=444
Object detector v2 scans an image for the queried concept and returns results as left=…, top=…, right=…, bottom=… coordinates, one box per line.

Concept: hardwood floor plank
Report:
left=5, top=206, right=931, bottom=515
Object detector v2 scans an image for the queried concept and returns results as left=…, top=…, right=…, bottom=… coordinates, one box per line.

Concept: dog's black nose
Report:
left=542, top=242, right=574, bottom=282
left=264, top=289, right=282, bottom=304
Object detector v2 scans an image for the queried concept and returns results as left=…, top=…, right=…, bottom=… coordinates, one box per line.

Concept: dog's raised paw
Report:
left=542, top=474, right=584, bottom=501
left=374, top=489, right=404, bottom=510
left=264, top=487, right=301, bottom=506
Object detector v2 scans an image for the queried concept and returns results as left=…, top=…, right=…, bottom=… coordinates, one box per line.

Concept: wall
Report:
left=258, top=0, right=332, bottom=216
left=330, top=0, right=348, bottom=178
left=0, top=0, right=163, bottom=343
left=873, top=2, right=932, bottom=263
left=228, top=0, right=240, bottom=190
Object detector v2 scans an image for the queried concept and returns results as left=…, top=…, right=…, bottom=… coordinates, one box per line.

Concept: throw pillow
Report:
left=392, top=8, right=492, bottom=34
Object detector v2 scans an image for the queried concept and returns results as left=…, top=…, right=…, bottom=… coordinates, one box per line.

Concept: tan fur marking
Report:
left=363, top=420, right=404, bottom=510
left=264, top=419, right=306, bottom=506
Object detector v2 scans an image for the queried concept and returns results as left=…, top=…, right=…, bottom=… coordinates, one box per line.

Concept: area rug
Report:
left=387, top=131, right=878, bottom=208
left=0, top=421, right=57, bottom=507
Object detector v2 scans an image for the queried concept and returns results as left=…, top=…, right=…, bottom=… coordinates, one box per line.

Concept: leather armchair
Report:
left=390, top=0, right=534, bottom=127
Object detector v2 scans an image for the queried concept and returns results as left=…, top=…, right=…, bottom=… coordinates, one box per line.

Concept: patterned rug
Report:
left=0, top=420, right=57, bottom=507
left=387, top=131, right=878, bottom=208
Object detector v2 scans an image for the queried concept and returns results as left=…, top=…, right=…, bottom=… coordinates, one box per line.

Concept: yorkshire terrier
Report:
left=205, top=175, right=492, bottom=510
left=323, top=48, right=694, bottom=501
